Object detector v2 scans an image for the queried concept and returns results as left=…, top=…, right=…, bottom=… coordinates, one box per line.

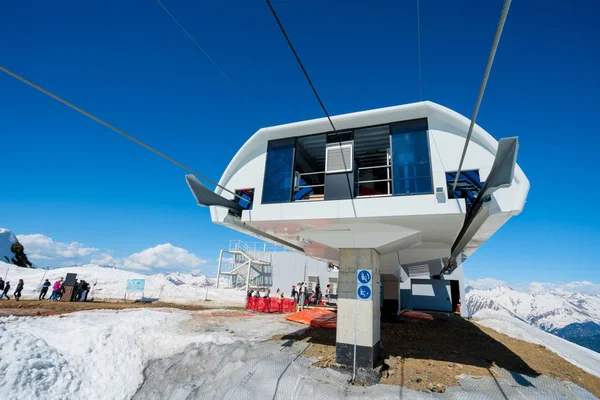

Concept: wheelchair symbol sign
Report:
left=357, top=269, right=372, bottom=284
left=357, top=285, right=372, bottom=300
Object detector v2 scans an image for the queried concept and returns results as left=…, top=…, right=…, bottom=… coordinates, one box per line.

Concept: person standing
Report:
left=49, top=278, right=62, bottom=301
left=1, top=281, right=10, bottom=300
left=316, top=283, right=322, bottom=305
left=39, top=279, right=51, bottom=300
left=277, top=289, right=284, bottom=313
left=325, top=284, right=331, bottom=305
left=14, top=279, right=24, bottom=301
left=290, top=285, right=297, bottom=302
left=80, top=280, right=89, bottom=302
left=0, top=278, right=4, bottom=294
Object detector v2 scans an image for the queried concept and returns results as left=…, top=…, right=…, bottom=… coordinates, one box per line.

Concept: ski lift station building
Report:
left=187, top=101, right=529, bottom=368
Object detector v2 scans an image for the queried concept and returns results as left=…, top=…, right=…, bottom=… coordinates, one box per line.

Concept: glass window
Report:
left=262, top=138, right=295, bottom=204
left=293, top=134, right=326, bottom=201
left=391, top=122, right=432, bottom=195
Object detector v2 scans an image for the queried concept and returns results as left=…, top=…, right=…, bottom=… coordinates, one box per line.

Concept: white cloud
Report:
left=466, top=278, right=507, bottom=290
left=121, top=243, right=207, bottom=273
left=466, top=277, right=600, bottom=296
left=90, top=252, right=122, bottom=267
left=528, top=281, right=600, bottom=296
left=17, top=234, right=99, bottom=262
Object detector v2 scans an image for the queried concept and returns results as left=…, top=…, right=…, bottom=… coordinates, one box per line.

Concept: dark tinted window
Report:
left=391, top=122, right=432, bottom=195
left=262, top=138, right=295, bottom=204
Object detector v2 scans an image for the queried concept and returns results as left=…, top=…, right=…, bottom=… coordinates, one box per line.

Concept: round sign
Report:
left=358, top=270, right=372, bottom=284
left=357, top=285, right=371, bottom=300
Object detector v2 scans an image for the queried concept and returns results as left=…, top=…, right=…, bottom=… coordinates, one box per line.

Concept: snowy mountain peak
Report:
left=0, top=228, right=19, bottom=263
left=466, top=284, right=600, bottom=338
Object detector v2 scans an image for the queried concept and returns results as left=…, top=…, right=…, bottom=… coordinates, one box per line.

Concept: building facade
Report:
left=188, top=101, right=529, bottom=367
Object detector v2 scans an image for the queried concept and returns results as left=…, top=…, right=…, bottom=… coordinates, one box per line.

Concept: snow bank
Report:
left=474, top=309, right=600, bottom=378
left=0, top=262, right=245, bottom=305
left=0, top=309, right=240, bottom=400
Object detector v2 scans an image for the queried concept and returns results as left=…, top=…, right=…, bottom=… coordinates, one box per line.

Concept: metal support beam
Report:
left=216, top=250, right=224, bottom=289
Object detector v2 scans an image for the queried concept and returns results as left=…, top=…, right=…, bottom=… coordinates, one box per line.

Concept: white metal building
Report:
left=187, top=101, right=529, bottom=367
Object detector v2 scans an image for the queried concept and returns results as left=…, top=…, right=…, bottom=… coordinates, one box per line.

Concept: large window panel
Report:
left=262, top=138, right=295, bottom=204
left=391, top=126, right=433, bottom=195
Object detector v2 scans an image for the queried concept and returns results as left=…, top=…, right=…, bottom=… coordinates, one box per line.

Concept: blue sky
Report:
left=0, top=0, right=598, bottom=282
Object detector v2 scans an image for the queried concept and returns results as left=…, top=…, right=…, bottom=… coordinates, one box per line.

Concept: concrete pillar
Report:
left=335, top=248, right=381, bottom=369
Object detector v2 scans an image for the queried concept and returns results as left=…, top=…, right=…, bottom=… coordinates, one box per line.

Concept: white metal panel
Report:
left=411, top=279, right=452, bottom=312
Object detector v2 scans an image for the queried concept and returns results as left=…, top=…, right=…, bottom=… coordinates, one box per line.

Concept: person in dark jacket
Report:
left=0, top=278, right=4, bottom=292
left=1, top=281, right=9, bottom=300
left=80, top=280, right=89, bottom=302
left=290, top=285, right=297, bottom=301
left=39, top=279, right=51, bottom=300
left=315, top=283, right=322, bottom=304
left=14, top=279, right=24, bottom=301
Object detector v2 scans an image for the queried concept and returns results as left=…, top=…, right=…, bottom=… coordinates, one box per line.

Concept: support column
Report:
left=216, top=250, right=224, bottom=289
left=335, top=248, right=381, bottom=369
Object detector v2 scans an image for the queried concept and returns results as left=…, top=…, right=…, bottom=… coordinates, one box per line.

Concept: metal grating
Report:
left=326, top=142, right=353, bottom=173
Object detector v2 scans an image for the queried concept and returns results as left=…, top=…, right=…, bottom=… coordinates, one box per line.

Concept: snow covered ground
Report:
left=473, top=309, right=600, bottom=378
left=0, top=309, right=294, bottom=400
left=3, top=308, right=596, bottom=400
left=0, top=262, right=245, bottom=305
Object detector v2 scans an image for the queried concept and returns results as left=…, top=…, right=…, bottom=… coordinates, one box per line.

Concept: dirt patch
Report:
left=280, top=313, right=600, bottom=396
left=0, top=299, right=244, bottom=316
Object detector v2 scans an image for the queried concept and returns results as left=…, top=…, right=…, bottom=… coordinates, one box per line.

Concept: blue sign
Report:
left=357, top=285, right=372, bottom=300
left=356, top=269, right=373, bottom=301
left=357, top=270, right=372, bottom=284
left=126, top=279, right=146, bottom=292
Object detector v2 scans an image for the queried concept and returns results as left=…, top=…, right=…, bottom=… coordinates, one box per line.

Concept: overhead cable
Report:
left=155, top=0, right=253, bottom=107
left=0, top=65, right=244, bottom=201
left=452, top=0, right=512, bottom=193
left=416, top=0, right=423, bottom=101
left=265, top=0, right=357, bottom=217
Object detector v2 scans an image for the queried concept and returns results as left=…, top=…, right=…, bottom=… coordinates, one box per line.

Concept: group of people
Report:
left=247, top=288, right=286, bottom=312
left=0, top=277, right=92, bottom=302
left=290, top=282, right=332, bottom=306
left=0, top=278, right=24, bottom=300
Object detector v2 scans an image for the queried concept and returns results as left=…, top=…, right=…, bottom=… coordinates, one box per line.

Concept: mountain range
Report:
left=466, top=285, right=600, bottom=353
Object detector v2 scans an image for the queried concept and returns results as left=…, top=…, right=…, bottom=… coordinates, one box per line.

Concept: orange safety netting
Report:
left=246, top=297, right=296, bottom=313
left=285, top=308, right=337, bottom=329
left=400, top=309, right=434, bottom=320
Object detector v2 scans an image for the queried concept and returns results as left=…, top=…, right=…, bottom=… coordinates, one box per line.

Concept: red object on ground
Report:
left=246, top=297, right=296, bottom=313
left=400, top=309, right=434, bottom=321
left=285, top=308, right=337, bottom=329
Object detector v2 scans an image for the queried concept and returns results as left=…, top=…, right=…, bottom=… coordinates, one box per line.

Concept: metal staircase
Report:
left=216, top=240, right=282, bottom=291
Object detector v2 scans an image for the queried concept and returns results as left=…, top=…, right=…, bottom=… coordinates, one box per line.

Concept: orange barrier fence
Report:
left=246, top=296, right=296, bottom=313
left=285, top=308, right=337, bottom=329
left=400, top=309, right=434, bottom=320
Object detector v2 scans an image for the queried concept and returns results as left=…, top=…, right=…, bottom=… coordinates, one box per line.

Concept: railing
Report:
left=357, top=164, right=392, bottom=197
left=293, top=171, right=325, bottom=201
left=228, top=240, right=289, bottom=253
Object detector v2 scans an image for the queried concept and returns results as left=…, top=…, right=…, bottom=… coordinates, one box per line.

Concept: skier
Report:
left=0, top=278, right=4, bottom=294
left=14, top=279, right=24, bottom=301
left=1, top=281, right=10, bottom=300
left=39, top=279, right=51, bottom=300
